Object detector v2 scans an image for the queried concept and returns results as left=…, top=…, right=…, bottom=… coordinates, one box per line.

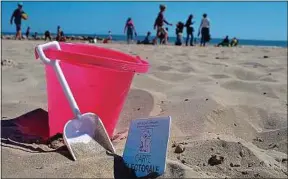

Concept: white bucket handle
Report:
left=36, top=41, right=61, bottom=65
left=36, top=41, right=81, bottom=119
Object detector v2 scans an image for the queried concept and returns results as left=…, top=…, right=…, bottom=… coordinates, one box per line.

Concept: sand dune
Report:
left=1, top=40, right=287, bottom=178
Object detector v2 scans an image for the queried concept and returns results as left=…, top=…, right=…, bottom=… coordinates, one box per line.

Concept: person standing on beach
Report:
left=25, top=26, right=30, bottom=39
left=185, top=14, right=195, bottom=46
left=10, top=2, right=25, bottom=40
left=153, top=4, right=172, bottom=45
left=124, top=18, right=137, bottom=44
left=44, top=30, right=52, bottom=41
left=198, top=13, right=211, bottom=46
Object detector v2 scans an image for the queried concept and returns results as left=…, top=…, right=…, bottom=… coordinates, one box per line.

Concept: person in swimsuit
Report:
left=124, top=18, right=137, bottom=44
left=10, top=2, right=25, bottom=40
left=153, top=4, right=172, bottom=45
left=185, top=14, right=195, bottom=46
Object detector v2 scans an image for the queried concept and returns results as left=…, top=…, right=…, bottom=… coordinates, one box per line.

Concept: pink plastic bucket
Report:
left=35, top=42, right=149, bottom=138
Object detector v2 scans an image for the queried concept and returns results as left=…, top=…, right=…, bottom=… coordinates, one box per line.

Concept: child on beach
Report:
left=124, top=18, right=137, bottom=44
left=153, top=4, right=172, bottom=45
left=103, top=31, right=112, bottom=43
left=25, top=26, right=30, bottom=39
left=10, top=2, right=26, bottom=40
left=175, top=22, right=185, bottom=46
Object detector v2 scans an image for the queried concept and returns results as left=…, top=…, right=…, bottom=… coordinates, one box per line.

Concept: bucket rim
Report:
left=35, top=42, right=150, bottom=73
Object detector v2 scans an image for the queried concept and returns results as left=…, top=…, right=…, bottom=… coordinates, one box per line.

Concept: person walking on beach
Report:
left=10, top=2, right=25, bottom=40
left=153, top=4, right=172, bottom=45
left=198, top=13, right=211, bottom=46
left=124, top=18, right=137, bottom=44
left=185, top=14, right=195, bottom=46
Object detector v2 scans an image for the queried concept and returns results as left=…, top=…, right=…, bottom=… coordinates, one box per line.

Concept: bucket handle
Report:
left=35, top=41, right=61, bottom=65
left=36, top=41, right=82, bottom=119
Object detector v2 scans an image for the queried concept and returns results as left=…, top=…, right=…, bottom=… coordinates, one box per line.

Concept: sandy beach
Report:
left=1, top=39, right=287, bottom=178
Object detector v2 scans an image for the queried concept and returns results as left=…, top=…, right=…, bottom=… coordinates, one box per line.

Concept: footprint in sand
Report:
left=210, top=74, right=230, bottom=79
left=259, top=76, right=278, bottom=83
left=215, top=56, right=229, bottom=60
left=153, top=72, right=191, bottom=82
left=157, top=65, right=173, bottom=71
left=221, top=80, right=279, bottom=99
left=197, top=54, right=208, bottom=58
left=240, top=62, right=267, bottom=68
left=178, top=66, right=195, bottom=73
left=16, top=77, right=27, bottom=82
left=269, top=67, right=285, bottom=72
left=231, top=68, right=261, bottom=81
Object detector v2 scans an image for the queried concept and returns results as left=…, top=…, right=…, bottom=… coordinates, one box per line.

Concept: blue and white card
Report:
left=123, top=116, right=171, bottom=177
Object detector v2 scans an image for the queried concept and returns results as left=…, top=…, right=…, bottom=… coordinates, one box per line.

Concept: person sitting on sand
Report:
left=25, top=26, right=30, bottom=39
left=153, top=4, right=172, bottom=45
left=103, top=31, right=112, bottom=44
left=230, top=37, right=238, bottom=47
left=175, top=21, right=185, bottom=46
left=217, top=36, right=230, bottom=47
left=44, top=30, right=52, bottom=41
left=10, top=2, right=26, bottom=40
left=124, top=18, right=137, bottom=44
left=137, top=31, right=153, bottom=45
left=32, top=32, right=38, bottom=40
left=56, top=26, right=66, bottom=42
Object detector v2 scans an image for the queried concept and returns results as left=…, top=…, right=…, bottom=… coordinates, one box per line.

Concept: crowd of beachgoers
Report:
left=6, top=3, right=241, bottom=47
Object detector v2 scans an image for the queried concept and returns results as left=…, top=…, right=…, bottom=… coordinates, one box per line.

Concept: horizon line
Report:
left=1, top=31, right=287, bottom=42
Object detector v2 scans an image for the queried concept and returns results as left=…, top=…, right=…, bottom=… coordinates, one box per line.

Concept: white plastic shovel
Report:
left=36, top=41, right=115, bottom=161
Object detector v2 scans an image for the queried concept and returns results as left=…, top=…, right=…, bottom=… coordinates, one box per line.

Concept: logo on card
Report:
left=139, top=128, right=153, bottom=153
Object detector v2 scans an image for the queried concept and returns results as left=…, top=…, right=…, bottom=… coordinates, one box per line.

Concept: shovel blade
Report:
left=63, top=113, right=115, bottom=161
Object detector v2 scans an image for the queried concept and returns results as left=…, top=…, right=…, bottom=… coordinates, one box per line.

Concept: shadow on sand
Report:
left=1, top=89, right=156, bottom=162
left=1, top=108, right=72, bottom=159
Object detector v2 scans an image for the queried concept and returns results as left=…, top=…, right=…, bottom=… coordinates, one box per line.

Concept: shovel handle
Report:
left=36, top=41, right=82, bottom=119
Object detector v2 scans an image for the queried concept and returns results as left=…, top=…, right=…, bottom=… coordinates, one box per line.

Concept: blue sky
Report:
left=2, top=1, right=287, bottom=40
